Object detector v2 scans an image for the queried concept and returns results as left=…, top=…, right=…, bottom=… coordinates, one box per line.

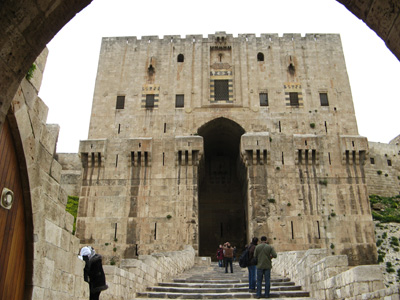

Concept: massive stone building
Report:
left=73, top=32, right=380, bottom=266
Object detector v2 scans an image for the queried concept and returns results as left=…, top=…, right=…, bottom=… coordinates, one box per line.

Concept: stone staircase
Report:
left=135, top=262, right=315, bottom=299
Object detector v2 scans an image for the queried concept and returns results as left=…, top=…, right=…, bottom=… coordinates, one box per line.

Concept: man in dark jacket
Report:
left=254, top=236, right=277, bottom=298
left=247, top=237, right=259, bottom=292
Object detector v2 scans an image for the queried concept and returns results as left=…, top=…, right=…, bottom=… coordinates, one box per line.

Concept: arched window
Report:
left=257, top=52, right=264, bottom=62
left=177, top=54, right=184, bottom=62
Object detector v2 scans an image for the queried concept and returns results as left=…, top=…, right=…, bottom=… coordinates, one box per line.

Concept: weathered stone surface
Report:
left=274, top=249, right=396, bottom=300
left=72, top=32, right=380, bottom=267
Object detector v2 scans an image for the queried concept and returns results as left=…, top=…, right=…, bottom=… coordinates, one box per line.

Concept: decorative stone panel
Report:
left=126, top=138, right=152, bottom=167
left=294, top=134, right=320, bottom=165
left=79, top=139, right=107, bottom=167
left=175, top=136, right=203, bottom=166
left=340, top=135, right=369, bottom=165
left=240, top=132, right=271, bottom=166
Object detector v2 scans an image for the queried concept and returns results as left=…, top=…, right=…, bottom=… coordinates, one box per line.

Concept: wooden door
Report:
left=0, top=119, right=26, bottom=300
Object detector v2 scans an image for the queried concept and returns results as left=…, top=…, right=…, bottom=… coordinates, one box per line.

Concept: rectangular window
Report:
left=214, top=80, right=229, bottom=101
left=320, top=93, right=329, bottom=106
left=116, top=95, right=125, bottom=109
left=145, top=94, right=155, bottom=108
left=289, top=92, right=299, bottom=106
left=388, top=159, right=392, bottom=166
left=259, top=93, right=268, bottom=106
left=175, top=94, right=184, bottom=108
left=370, top=157, right=375, bottom=164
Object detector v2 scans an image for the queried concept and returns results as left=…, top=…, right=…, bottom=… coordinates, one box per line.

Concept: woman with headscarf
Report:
left=79, top=246, right=108, bottom=300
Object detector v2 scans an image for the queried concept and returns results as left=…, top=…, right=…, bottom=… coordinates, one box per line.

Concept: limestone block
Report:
left=19, top=79, right=39, bottom=109
left=32, top=286, right=45, bottom=299
left=32, top=96, right=49, bottom=124
left=343, top=284, right=352, bottom=298
left=44, top=199, right=66, bottom=228
left=31, top=186, right=44, bottom=214
left=58, top=186, right=69, bottom=208
left=14, top=105, right=34, bottom=141
left=41, top=124, right=59, bottom=156
left=344, top=265, right=385, bottom=285
left=27, top=111, right=45, bottom=145
left=354, top=282, right=372, bottom=296
left=37, top=257, right=55, bottom=289
left=45, top=219, right=62, bottom=248
left=60, top=229, right=71, bottom=252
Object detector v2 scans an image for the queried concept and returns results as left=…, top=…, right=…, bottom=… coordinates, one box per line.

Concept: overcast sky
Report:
left=38, top=0, right=400, bottom=153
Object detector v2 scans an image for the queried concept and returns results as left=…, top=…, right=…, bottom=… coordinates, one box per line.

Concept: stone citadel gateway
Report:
left=65, top=31, right=400, bottom=266
left=2, top=0, right=400, bottom=297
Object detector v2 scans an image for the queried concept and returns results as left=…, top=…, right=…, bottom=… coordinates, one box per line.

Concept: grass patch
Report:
left=66, top=196, right=79, bottom=234
left=370, top=194, right=400, bottom=223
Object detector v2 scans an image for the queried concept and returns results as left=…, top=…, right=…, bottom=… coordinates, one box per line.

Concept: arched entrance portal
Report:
left=198, top=118, right=247, bottom=258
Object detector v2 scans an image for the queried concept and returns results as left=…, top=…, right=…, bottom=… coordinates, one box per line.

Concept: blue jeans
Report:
left=224, top=257, right=233, bottom=273
left=248, top=265, right=256, bottom=289
left=218, top=259, right=223, bottom=267
left=256, top=268, right=271, bottom=298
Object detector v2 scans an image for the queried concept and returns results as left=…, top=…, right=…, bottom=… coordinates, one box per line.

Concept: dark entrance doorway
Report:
left=198, top=117, right=247, bottom=258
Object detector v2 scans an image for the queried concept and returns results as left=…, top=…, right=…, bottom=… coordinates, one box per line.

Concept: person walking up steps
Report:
left=254, top=236, right=277, bottom=298
left=223, top=242, right=234, bottom=273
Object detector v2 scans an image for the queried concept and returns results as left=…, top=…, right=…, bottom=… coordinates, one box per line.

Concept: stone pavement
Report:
left=135, top=262, right=315, bottom=299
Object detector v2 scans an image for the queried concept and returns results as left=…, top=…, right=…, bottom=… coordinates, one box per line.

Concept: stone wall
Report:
left=99, top=246, right=195, bottom=300
left=11, top=49, right=88, bottom=300
left=11, top=48, right=198, bottom=300
left=274, top=249, right=399, bottom=299
left=366, top=141, right=400, bottom=197
left=56, top=153, right=82, bottom=197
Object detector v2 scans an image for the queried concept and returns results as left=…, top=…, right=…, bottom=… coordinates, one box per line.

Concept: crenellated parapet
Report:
left=240, top=132, right=271, bottom=166
left=79, top=139, right=107, bottom=167
left=340, top=135, right=369, bottom=165
left=125, top=138, right=152, bottom=167
left=102, top=32, right=340, bottom=46
left=294, top=134, right=321, bottom=165
left=175, top=136, right=203, bottom=166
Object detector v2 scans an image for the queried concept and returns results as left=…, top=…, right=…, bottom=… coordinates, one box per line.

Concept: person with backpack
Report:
left=254, top=236, right=277, bottom=299
left=247, top=237, right=259, bottom=292
left=223, top=242, right=234, bottom=273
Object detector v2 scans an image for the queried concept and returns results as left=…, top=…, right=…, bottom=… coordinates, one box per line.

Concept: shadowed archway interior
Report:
left=197, top=117, right=247, bottom=258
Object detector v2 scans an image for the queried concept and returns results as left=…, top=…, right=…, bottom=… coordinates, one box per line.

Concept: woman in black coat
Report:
left=80, top=246, right=108, bottom=300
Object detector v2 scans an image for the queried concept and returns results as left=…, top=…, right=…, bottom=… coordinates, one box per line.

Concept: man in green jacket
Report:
left=253, top=236, right=277, bottom=298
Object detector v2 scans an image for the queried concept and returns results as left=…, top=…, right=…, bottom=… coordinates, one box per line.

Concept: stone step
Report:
left=135, top=262, right=312, bottom=299
left=135, top=298, right=315, bottom=300
left=136, top=291, right=312, bottom=299
left=173, top=278, right=291, bottom=284
left=159, top=281, right=295, bottom=288
left=147, top=285, right=304, bottom=293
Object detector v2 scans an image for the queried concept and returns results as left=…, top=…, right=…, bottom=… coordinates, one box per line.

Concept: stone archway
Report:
left=0, top=0, right=399, bottom=294
left=197, top=117, right=247, bottom=258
